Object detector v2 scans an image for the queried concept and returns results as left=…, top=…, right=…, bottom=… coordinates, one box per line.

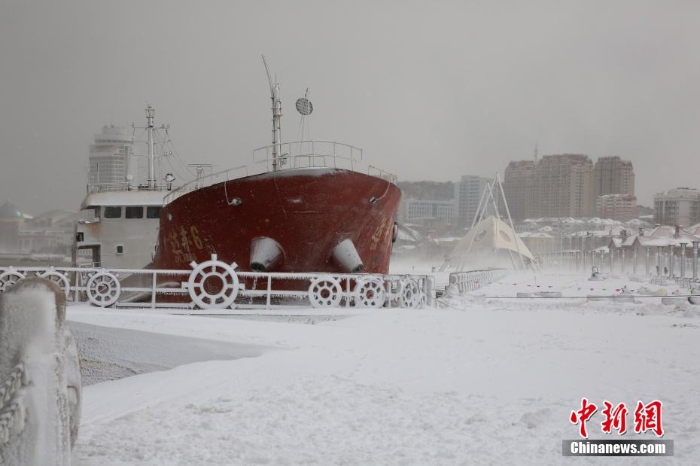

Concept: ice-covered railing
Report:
left=164, top=140, right=397, bottom=205
left=0, top=260, right=434, bottom=311
left=445, top=269, right=508, bottom=295
left=0, top=279, right=81, bottom=466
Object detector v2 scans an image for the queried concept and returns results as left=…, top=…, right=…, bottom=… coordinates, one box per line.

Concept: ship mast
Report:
left=262, top=55, right=284, bottom=171
left=146, top=105, right=156, bottom=189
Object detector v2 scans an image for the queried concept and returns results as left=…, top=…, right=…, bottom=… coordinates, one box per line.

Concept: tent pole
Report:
left=457, top=179, right=492, bottom=271
left=496, top=172, right=527, bottom=271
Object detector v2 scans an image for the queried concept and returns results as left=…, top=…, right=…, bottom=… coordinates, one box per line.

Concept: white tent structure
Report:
left=440, top=173, right=537, bottom=272
left=445, top=215, right=536, bottom=271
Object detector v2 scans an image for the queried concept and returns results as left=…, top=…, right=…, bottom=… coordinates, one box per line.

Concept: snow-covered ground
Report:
left=68, top=270, right=700, bottom=465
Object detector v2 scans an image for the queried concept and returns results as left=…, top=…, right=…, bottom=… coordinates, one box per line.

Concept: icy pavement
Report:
left=68, top=273, right=700, bottom=465
left=68, top=321, right=270, bottom=386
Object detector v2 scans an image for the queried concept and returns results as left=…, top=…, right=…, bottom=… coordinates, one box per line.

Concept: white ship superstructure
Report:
left=73, top=106, right=185, bottom=269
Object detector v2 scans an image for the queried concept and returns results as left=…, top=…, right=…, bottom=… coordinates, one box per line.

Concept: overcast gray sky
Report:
left=1, top=0, right=698, bottom=215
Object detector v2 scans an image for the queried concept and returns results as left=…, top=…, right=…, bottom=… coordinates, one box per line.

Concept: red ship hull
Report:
left=152, top=168, right=401, bottom=277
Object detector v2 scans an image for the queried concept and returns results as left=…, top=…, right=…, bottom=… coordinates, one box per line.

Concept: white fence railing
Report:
left=445, top=269, right=508, bottom=295
left=0, top=257, right=434, bottom=310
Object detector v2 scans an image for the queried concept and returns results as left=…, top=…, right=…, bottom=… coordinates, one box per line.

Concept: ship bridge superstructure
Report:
left=75, top=106, right=185, bottom=269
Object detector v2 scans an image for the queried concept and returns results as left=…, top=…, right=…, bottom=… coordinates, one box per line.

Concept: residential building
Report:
left=533, top=154, right=594, bottom=218
left=593, top=156, right=635, bottom=199
left=504, top=154, right=637, bottom=221
left=0, top=202, right=25, bottom=252
left=17, top=210, right=80, bottom=254
left=454, top=175, right=493, bottom=230
left=402, top=199, right=456, bottom=225
left=503, top=160, right=535, bottom=220
left=596, top=194, right=638, bottom=222
left=654, top=188, right=700, bottom=227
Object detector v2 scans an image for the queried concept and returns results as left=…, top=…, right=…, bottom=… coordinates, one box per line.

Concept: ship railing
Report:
left=0, top=263, right=435, bottom=311
left=87, top=181, right=175, bottom=194
left=163, top=140, right=397, bottom=205
left=87, top=182, right=130, bottom=193
left=163, top=165, right=250, bottom=205
left=253, top=140, right=397, bottom=182
left=253, top=140, right=362, bottom=170
left=367, top=165, right=398, bottom=183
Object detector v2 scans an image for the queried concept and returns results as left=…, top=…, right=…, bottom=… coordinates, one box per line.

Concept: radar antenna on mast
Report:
left=296, top=88, right=313, bottom=142
left=296, top=91, right=313, bottom=116
left=131, top=104, right=167, bottom=190
left=262, top=55, right=284, bottom=170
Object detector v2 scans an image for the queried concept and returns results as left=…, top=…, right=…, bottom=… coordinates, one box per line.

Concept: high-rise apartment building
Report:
left=591, top=156, right=636, bottom=221
left=593, top=156, right=634, bottom=201
left=454, top=175, right=493, bottom=229
left=654, top=188, right=700, bottom=226
left=504, top=154, right=637, bottom=220
left=533, top=154, right=594, bottom=218
left=87, top=125, right=134, bottom=192
left=503, top=160, right=535, bottom=220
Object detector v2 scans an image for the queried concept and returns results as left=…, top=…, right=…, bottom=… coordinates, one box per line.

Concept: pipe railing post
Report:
left=681, top=243, right=687, bottom=278
left=645, top=247, right=650, bottom=276
left=621, top=249, right=625, bottom=274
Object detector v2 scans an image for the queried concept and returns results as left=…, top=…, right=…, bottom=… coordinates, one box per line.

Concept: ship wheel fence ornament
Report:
left=308, top=275, right=343, bottom=308
left=353, top=276, right=386, bottom=309
left=187, top=255, right=240, bottom=309
left=38, top=268, right=71, bottom=297
left=0, top=268, right=26, bottom=292
left=398, top=277, right=424, bottom=309
left=86, top=270, right=121, bottom=307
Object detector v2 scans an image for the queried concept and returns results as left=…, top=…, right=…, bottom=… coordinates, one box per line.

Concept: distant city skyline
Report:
left=1, top=1, right=699, bottom=215
left=504, top=154, right=636, bottom=220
